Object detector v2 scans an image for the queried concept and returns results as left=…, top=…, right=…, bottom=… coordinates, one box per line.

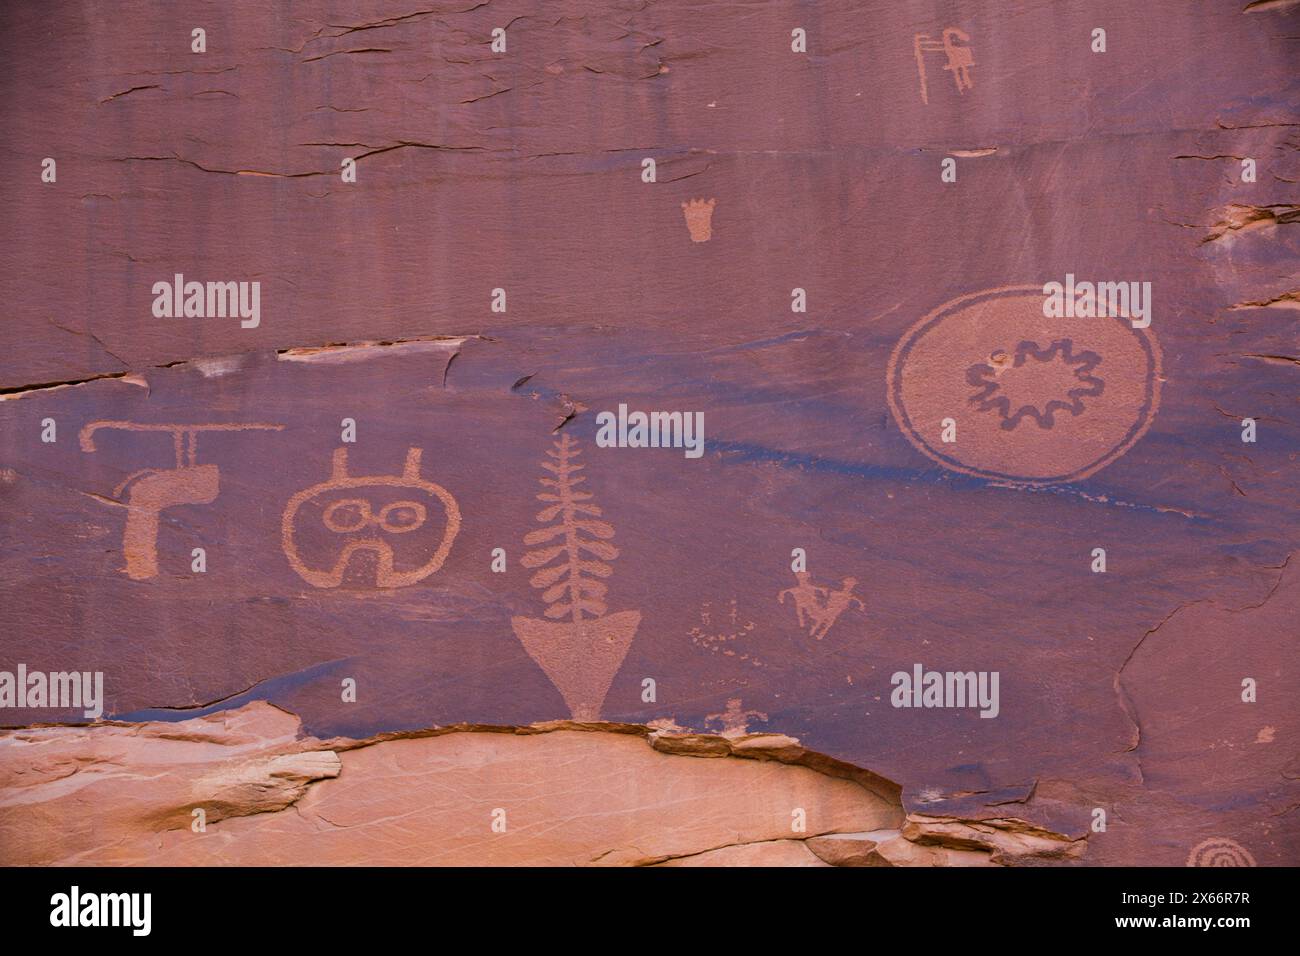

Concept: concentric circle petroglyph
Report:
left=1186, top=838, right=1256, bottom=867
left=887, top=286, right=1161, bottom=484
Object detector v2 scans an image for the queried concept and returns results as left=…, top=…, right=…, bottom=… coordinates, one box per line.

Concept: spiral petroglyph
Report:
left=1185, top=838, right=1257, bottom=868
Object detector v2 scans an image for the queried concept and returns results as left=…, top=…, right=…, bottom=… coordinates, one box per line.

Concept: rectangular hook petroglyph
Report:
left=80, top=421, right=284, bottom=580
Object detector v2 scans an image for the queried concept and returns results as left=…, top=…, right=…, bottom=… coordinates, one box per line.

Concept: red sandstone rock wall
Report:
left=0, top=0, right=1296, bottom=867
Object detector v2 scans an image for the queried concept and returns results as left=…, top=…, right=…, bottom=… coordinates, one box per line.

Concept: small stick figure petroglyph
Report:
left=706, top=698, right=767, bottom=737
left=914, top=27, right=975, bottom=105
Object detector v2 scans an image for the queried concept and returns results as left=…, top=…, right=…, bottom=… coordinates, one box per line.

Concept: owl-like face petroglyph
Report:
left=282, top=448, right=460, bottom=589
left=322, top=497, right=427, bottom=535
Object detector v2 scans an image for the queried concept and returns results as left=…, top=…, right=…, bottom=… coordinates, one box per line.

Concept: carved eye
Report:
left=323, top=498, right=372, bottom=533
left=378, top=500, right=426, bottom=533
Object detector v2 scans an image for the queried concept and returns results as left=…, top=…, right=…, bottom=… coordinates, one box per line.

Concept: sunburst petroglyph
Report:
left=887, top=286, right=1161, bottom=484
left=965, top=339, right=1104, bottom=431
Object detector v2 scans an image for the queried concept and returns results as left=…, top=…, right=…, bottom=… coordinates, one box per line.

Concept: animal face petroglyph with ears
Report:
left=282, top=447, right=460, bottom=589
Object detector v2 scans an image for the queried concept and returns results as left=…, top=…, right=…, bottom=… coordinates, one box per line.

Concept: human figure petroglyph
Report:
left=812, top=576, right=866, bottom=639
left=79, top=421, right=284, bottom=580
left=914, top=27, right=974, bottom=105
left=281, top=447, right=460, bottom=589
left=940, top=29, right=975, bottom=92
left=779, top=571, right=865, bottom=640
left=511, top=434, right=641, bottom=721
left=778, top=571, right=824, bottom=630
left=706, top=698, right=767, bottom=737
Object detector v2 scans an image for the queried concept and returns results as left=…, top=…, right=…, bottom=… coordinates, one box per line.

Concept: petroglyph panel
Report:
left=0, top=0, right=1297, bottom=872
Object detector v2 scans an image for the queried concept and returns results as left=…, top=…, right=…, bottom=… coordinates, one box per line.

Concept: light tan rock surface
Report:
left=1, top=702, right=1094, bottom=866
left=806, top=830, right=900, bottom=867
left=655, top=840, right=829, bottom=867
left=0, top=704, right=340, bottom=866
left=0, top=703, right=911, bottom=865
left=900, top=813, right=1088, bottom=864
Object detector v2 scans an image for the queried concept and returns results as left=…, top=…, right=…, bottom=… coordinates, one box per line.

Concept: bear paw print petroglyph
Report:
left=681, top=198, right=716, bottom=242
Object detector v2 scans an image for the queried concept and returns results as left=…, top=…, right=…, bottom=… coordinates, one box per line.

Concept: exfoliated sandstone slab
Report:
left=0, top=704, right=339, bottom=866
left=0, top=703, right=904, bottom=867
left=806, top=830, right=899, bottom=867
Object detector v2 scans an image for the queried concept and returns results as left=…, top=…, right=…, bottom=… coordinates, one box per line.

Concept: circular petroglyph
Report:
left=1186, top=837, right=1256, bottom=868
left=887, top=286, right=1161, bottom=484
